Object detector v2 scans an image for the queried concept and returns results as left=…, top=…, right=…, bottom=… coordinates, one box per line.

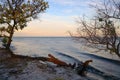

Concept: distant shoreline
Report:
left=13, top=36, right=71, bottom=38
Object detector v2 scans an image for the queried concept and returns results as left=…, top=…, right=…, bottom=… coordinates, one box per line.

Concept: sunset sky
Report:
left=15, top=0, right=98, bottom=37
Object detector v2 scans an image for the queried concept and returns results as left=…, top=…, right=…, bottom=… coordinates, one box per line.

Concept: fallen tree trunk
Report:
left=47, top=54, right=93, bottom=76
left=47, top=54, right=69, bottom=66
left=3, top=48, right=92, bottom=76
left=77, top=60, right=93, bottom=76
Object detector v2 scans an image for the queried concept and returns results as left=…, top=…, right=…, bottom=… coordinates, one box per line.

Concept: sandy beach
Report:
left=0, top=48, right=92, bottom=80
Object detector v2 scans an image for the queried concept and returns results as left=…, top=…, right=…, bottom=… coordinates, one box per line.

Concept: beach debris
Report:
left=68, top=63, right=76, bottom=69
left=47, top=54, right=77, bottom=68
left=47, top=54, right=93, bottom=76
left=76, top=60, right=93, bottom=76
left=47, top=54, right=69, bottom=67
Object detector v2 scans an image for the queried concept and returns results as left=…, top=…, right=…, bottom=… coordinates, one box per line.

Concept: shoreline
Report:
left=0, top=48, right=120, bottom=80
left=0, top=48, right=89, bottom=80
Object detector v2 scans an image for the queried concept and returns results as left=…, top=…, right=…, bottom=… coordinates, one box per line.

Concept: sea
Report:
left=11, top=37, right=120, bottom=79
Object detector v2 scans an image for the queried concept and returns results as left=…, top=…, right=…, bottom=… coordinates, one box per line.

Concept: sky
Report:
left=15, top=0, right=98, bottom=37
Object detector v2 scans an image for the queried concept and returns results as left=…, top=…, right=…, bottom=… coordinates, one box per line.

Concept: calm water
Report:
left=12, top=37, right=120, bottom=78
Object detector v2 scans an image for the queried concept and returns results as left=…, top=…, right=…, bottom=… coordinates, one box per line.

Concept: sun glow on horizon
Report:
left=14, top=0, right=95, bottom=37
left=14, top=15, right=77, bottom=37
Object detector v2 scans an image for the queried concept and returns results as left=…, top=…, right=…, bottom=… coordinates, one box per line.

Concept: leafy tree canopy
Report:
left=0, top=0, right=49, bottom=49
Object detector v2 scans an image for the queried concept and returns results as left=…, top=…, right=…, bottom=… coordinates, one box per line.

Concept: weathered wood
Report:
left=2, top=48, right=92, bottom=76
left=47, top=54, right=69, bottom=66
left=77, top=60, right=93, bottom=76
left=47, top=54, right=93, bottom=75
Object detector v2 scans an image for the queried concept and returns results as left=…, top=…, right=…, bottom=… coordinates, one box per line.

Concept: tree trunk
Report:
left=116, top=42, right=120, bottom=58
left=116, top=49, right=120, bottom=58
left=47, top=54, right=69, bottom=66
left=6, top=27, right=14, bottom=49
left=116, top=52, right=120, bottom=58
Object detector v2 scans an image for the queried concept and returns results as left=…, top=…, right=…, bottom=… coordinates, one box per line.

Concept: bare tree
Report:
left=74, top=0, right=120, bottom=57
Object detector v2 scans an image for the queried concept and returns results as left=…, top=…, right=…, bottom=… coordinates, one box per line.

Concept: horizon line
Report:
left=13, top=36, right=71, bottom=38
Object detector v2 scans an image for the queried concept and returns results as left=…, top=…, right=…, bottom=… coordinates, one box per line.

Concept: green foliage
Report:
left=99, top=18, right=103, bottom=22
left=0, top=27, right=6, bottom=32
left=0, top=0, right=49, bottom=30
left=2, top=37, right=8, bottom=47
left=0, top=0, right=49, bottom=49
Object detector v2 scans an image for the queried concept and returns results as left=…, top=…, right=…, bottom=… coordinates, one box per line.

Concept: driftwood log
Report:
left=6, top=49, right=92, bottom=76
left=77, top=60, right=93, bottom=76
left=47, top=54, right=70, bottom=67
left=47, top=54, right=93, bottom=76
